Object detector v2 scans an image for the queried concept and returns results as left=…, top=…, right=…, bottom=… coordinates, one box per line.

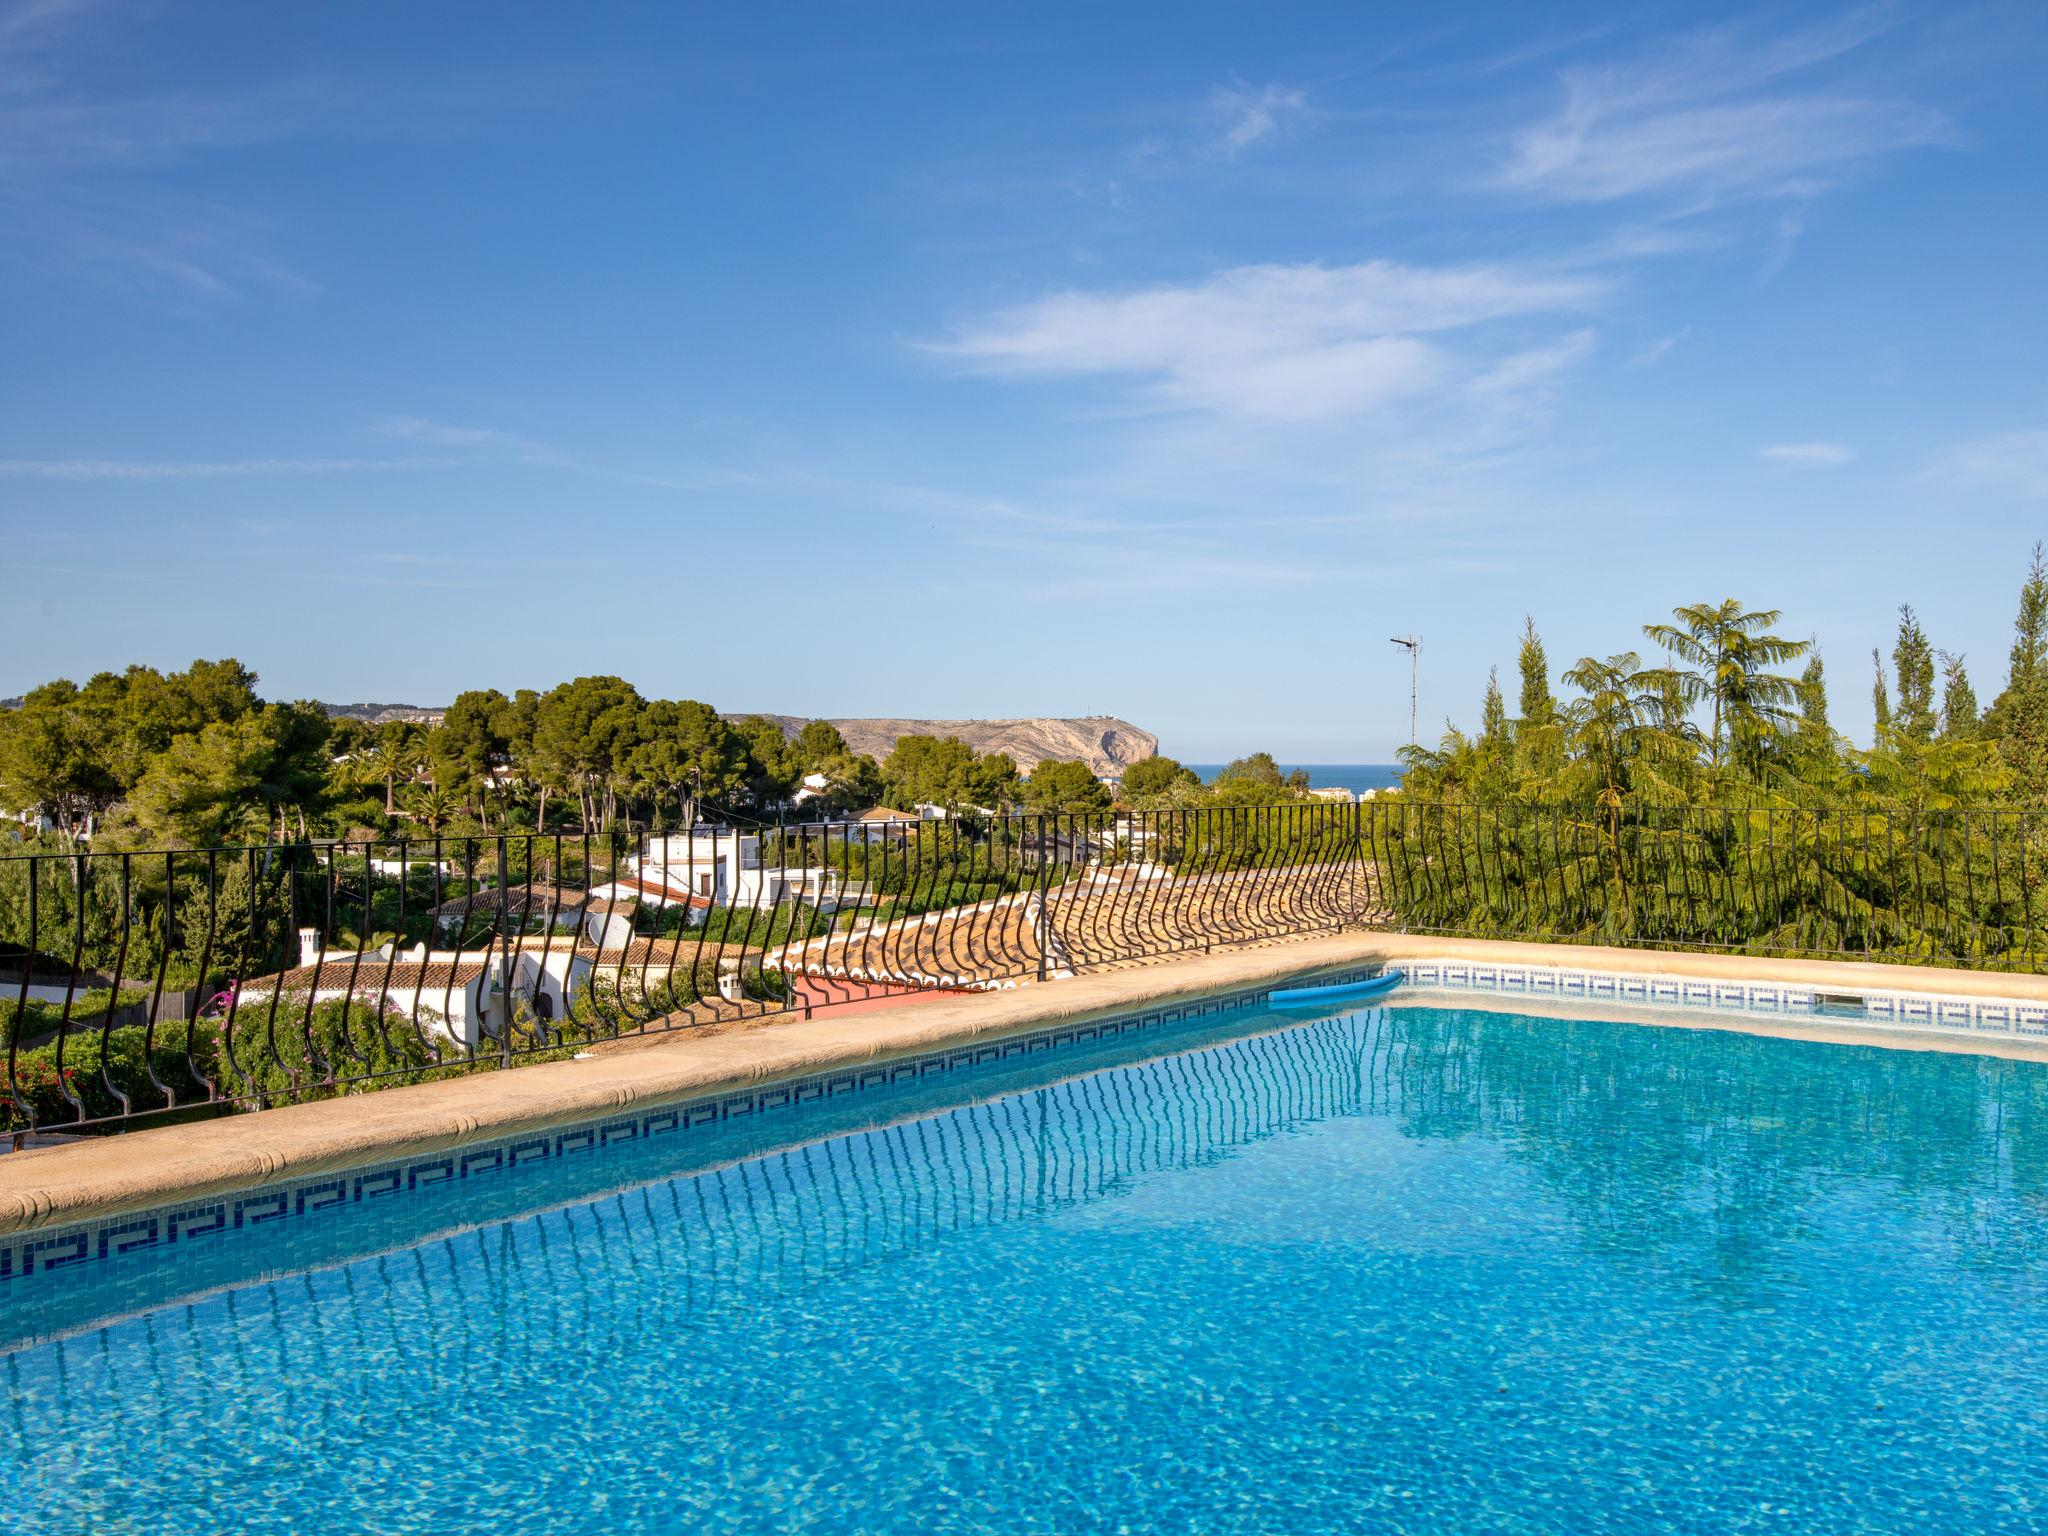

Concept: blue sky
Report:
left=3, top=1, right=2045, bottom=760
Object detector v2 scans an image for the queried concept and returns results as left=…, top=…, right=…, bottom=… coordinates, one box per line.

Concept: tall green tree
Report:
left=0, top=681, right=121, bottom=837
left=880, top=735, right=1015, bottom=810
left=1022, top=758, right=1112, bottom=813
left=1559, top=653, right=1666, bottom=806
left=1642, top=600, right=1808, bottom=776
left=624, top=699, right=747, bottom=825
left=1793, top=650, right=1835, bottom=767
left=728, top=716, right=801, bottom=807
left=430, top=689, right=513, bottom=822
left=793, top=719, right=850, bottom=768
left=1216, top=752, right=1284, bottom=790
left=1871, top=648, right=1891, bottom=734
left=125, top=703, right=329, bottom=847
left=1122, top=755, right=1199, bottom=800
left=2006, top=543, right=2047, bottom=694
left=1479, top=669, right=1509, bottom=751
left=1985, top=544, right=2048, bottom=799
left=531, top=676, right=644, bottom=830
left=1938, top=653, right=1980, bottom=742
left=1516, top=616, right=1555, bottom=728
left=1892, top=605, right=1938, bottom=744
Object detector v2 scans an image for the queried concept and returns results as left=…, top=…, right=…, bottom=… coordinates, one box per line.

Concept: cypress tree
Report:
left=1892, top=605, right=1936, bottom=743
left=1871, top=647, right=1891, bottom=734
left=2009, top=543, right=2047, bottom=693
left=1938, top=652, right=1980, bottom=741
left=1516, top=617, right=1555, bottom=728
left=1795, top=649, right=1833, bottom=762
left=1480, top=668, right=1509, bottom=750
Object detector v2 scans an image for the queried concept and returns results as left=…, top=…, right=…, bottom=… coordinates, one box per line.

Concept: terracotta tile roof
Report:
left=429, top=883, right=643, bottom=918
left=236, top=958, right=491, bottom=993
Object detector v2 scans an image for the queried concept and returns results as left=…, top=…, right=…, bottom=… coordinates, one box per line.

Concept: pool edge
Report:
left=5, top=932, right=2045, bottom=1238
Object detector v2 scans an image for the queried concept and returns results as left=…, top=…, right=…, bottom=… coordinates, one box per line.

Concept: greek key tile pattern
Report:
left=1402, top=959, right=2047, bottom=1041
left=8, top=958, right=2042, bottom=1292
left=2, top=973, right=1366, bottom=1291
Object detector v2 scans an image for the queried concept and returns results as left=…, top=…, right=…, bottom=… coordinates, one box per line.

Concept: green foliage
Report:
left=122, top=703, right=332, bottom=847
left=1479, top=669, right=1509, bottom=750
left=1516, top=617, right=1555, bottom=729
left=1121, top=755, right=1199, bottom=800
left=1892, top=605, right=1938, bottom=744
left=880, top=734, right=1020, bottom=812
left=1642, top=599, right=1808, bottom=773
left=1374, top=803, right=2046, bottom=971
left=1794, top=651, right=1832, bottom=767
left=1939, top=652, right=1980, bottom=742
left=1023, top=758, right=1112, bottom=812
left=794, top=719, right=849, bottom=765
left=2, top=1022, right=214, bottom=1133
left=1390, top=567, right=2048, bottom=963
left=729, top=715, right=801, bottom=806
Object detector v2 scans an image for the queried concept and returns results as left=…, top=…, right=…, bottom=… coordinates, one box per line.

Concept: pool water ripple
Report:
left=5, top=1002, right=2048, bottom=1533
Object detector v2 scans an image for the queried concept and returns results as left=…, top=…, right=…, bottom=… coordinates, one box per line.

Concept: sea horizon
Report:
left=1184, top=763, right=1404, bottom=795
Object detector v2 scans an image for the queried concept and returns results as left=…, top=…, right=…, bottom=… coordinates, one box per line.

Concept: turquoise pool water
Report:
left=6, top=998, right=2048, bottom=1533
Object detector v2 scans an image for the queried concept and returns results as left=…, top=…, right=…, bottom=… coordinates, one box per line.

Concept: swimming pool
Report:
left=6, top=990, right=2048, bottom=1534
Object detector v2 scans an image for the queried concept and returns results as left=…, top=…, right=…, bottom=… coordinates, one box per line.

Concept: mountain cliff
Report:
left=735, top=715, right=1159, bottom=776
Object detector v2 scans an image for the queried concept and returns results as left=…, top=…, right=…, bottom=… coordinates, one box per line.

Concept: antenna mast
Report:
left=1389, top=636, right=1420, bottom=749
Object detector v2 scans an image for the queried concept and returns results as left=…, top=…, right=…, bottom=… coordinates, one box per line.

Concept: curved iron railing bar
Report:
left=50, top=851, right=90, bottom=1121
left=91, top=855, right=135, bottom=1119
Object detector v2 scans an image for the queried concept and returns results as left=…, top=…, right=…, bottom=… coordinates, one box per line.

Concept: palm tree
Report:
left=1643, top=600, right=1809, bottom=776
left=406, top=783, right=458, bottom=833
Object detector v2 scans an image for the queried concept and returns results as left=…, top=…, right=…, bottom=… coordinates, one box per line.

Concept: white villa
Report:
left=588, top=827, right=845, bottom=916
left=239, top=927, right=695, bottom=1048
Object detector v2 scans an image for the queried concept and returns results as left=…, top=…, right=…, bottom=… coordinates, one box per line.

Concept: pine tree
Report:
left=1892, top=605, right=1937, bottom=743
left=1871, top=648, right=1891, bottom=734
left=1938, top=652, right=1980, bottom=742
left=1480, top=668, right=1509, bottom=750
left=1516, top=617, right=1555, bottom=728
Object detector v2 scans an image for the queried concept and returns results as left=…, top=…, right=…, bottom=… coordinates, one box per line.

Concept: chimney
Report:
left=298, top=928, right=322, bottom=968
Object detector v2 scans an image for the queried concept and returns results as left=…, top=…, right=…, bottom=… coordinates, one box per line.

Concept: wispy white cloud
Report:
left=377, top=414, right=692, bottom=489
left=1928, top=428, right=2048, bottom=498
left=1760, top=441, right=1853, bottom=466
left=1208, top=82, right=1308, bottom=157
left=1629, top=327, right=1690, bottom=366
left=378, top=416, right=551, bottom=454
left=1499, top=10, right=1946, bottom=206
left=0, top=455, right=431, bottom=480
left=927, top=259, right=1606, bottom=424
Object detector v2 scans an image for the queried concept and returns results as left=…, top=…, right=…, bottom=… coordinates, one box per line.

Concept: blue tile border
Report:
left=8, top=954, right=2041, bottom=1293
left=1405, top=956, right=2044, bottom=1049
left=2, top=969, right=1385, bottom=1292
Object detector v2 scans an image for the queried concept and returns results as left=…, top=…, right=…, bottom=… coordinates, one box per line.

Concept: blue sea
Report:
left=1186, top=762, right=1403, bottom=795
left=7, top=995, right=2048, bottom=1533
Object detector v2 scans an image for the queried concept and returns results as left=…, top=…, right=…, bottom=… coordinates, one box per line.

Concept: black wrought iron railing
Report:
left=1369, top=802, right=2046, bottom=968
left=1, top=808, right=1372, bottom=1137
left=4, top=801, right=2043, bottom=1138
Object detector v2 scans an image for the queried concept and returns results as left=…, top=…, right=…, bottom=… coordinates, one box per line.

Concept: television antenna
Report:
left=1389, top=636, right=1420, bottom=749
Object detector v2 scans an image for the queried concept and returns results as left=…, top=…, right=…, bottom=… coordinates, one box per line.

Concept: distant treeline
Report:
left=0, top=666, right=1321, bottom=853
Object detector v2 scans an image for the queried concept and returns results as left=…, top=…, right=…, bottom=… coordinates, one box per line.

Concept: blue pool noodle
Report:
left=1267, top=969, right=1405, bottom=1006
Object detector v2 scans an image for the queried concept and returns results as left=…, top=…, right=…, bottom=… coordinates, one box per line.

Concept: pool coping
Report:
left=4, top=932, right=2046, bottom=1239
